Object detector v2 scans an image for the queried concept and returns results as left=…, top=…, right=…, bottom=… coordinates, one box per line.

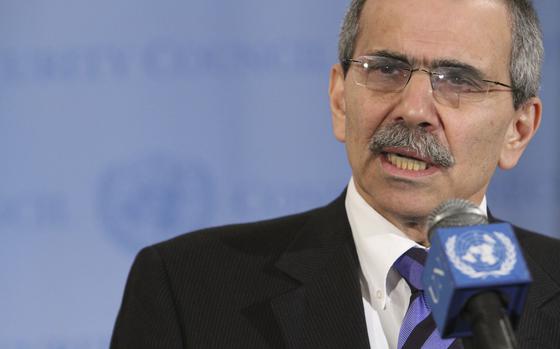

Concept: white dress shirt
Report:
left=345, top=178, right=487, bottom=349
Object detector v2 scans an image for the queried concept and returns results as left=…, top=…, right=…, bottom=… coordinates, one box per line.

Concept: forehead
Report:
left=355, top=0, right=511, bottom=76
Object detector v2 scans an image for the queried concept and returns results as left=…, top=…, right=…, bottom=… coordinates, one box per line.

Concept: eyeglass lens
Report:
left=352, top=56, right=491, bottom=108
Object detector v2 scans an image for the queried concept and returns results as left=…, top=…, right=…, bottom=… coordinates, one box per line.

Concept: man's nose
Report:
left=393, top=72, right=441, bottom=131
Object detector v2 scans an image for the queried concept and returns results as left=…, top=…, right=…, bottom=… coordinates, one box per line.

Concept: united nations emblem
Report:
left=445, top=230, right=517, bottom=279
left=96, top=155, right=214, bottom=252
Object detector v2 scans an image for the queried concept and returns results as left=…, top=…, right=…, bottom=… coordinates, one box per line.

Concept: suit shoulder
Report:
left=150, top=205, right=327, bottom=260
left=515, top=225, right=560, bottom=255
left=514, top=226, right=560, bottom=283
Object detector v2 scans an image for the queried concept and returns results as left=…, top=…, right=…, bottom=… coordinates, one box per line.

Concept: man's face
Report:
left=330, top=0, right=540, bottom=241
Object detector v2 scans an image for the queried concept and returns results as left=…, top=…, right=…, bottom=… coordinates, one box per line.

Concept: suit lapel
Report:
left=271, top=192, right=370, bottom=349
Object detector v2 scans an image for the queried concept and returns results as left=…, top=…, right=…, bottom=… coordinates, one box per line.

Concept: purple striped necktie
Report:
left=393, top=248, right=462, bottom=349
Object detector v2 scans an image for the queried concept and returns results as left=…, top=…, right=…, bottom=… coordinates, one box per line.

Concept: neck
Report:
left=391, top=214, right=431, bottom=246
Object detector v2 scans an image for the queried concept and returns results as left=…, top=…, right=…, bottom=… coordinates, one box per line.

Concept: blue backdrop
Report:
left=1, top=1, right=558, bottom=348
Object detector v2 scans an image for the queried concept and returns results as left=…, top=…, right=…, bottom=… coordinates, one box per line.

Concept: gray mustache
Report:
left=368, top=123, right=455, bottom=168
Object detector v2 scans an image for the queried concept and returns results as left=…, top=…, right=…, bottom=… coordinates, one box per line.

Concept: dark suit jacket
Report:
left=111, top=191, right=560, bottom=348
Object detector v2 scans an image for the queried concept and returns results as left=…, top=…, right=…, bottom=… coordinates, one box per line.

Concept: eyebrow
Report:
left=361, top=50, right=486, bottom=79
left=430, top=59, right=485, bottom=79
left=363, top=49, right=411, bottom=64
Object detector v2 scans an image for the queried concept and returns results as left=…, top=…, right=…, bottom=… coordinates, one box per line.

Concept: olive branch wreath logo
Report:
left=445, top=231, right=516, bottom=279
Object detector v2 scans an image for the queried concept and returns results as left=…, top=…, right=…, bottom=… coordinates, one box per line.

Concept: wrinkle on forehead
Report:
left=356, top=0, right=511, bottom=80
left=397, top=31, right=471, bottom=66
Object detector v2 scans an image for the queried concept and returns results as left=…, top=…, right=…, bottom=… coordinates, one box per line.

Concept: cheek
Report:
left=345, top=95, right=387, bottom=145
left=451, top=117, right=508, bottom=170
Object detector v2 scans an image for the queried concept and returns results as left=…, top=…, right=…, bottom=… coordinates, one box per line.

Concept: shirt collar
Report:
left=345, top=177, right=487, bottom=309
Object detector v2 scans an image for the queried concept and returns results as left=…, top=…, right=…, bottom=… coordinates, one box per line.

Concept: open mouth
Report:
left=385, top=152, right=431, bottom=172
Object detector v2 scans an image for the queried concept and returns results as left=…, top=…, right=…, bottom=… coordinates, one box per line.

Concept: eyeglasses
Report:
left=344, top=55, right=514, bottom=108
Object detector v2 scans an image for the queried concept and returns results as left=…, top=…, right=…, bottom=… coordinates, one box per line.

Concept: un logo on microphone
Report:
left=445, top=229, right=517, bottom=279
left=423, top=223, right=531, bottom=338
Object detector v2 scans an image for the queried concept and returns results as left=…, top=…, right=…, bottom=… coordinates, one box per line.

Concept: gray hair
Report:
left=338, top=0, right=544, bottom=109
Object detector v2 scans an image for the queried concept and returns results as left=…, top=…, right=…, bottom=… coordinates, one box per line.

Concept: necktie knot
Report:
left=394, top=247, right=427, bottom=291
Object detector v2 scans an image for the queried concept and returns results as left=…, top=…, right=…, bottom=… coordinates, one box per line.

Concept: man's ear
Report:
left=329, top=64, right=347, bottom=143
left=498, top=97, right=542, bottom=169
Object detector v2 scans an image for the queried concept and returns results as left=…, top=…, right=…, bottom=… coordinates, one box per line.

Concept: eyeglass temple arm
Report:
left=482, top=79, right=514, bottom=89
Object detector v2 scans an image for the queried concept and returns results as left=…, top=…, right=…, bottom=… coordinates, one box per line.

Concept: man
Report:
left=111, top=0, right=560, bottom=348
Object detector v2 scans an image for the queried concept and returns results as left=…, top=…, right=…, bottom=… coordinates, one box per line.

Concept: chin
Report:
left=383, top=192, right=442, bottom=217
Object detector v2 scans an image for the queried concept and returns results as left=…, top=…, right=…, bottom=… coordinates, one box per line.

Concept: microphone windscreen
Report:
left=427, top=199, right=488, bottom=240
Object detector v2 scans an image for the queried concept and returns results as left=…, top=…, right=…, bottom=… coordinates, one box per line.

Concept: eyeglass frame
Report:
left=343, top=55, right=515, bottom=108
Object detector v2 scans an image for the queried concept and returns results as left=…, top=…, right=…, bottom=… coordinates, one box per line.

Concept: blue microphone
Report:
left=421, top=199, right=531, bottom=348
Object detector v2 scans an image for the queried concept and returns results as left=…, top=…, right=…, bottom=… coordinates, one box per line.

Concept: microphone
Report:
left=421, top=199, right=531, bottom=349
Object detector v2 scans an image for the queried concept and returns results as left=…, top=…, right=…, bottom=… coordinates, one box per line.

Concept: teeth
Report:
left=387, top=153, right=427, bottom=171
